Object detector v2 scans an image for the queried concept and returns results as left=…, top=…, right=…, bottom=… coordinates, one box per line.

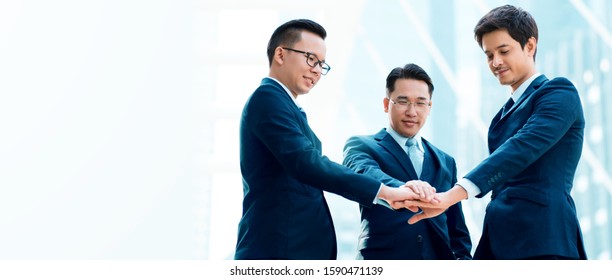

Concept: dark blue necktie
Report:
left=299, top=107, right=307, bottom=120
left=502, top=98, right=515, bottom=117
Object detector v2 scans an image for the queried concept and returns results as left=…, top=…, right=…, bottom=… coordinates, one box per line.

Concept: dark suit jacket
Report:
left=466, top=75, right=587, bottom=259
left=343, top=129, right=472, bottom=259
left=235, top=78, right=381, bottom=260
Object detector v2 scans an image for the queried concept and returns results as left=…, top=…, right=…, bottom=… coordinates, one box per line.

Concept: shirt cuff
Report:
left=374, top=183, right=396, bottom=210
left=456, top=178, right=481, bottom=198
left=373, top=183, right=384, bottom=204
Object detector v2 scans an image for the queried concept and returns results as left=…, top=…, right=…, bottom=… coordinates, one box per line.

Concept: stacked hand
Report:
left=378, top=182, right=468, bottom=224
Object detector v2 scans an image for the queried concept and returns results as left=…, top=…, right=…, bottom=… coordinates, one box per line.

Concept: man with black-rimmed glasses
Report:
left=236, top=19, right=433, bottom=260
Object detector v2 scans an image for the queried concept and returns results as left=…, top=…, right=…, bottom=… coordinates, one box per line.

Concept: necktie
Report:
left=502, top=98, right=515, bottom=117
left=406, top=138, right=423, bottom=178
left=299, top=107, right=307, bottom=120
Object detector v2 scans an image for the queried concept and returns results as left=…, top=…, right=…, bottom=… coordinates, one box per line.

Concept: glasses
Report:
left=282, top=47, right=331, bottom=75
left=388, top=98, right=430, bottom=111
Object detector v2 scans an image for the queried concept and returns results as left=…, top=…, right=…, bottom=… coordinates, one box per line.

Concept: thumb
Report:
left=407, top=213, right=425, bottom=224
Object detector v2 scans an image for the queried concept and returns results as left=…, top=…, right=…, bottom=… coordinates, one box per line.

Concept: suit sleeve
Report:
left=466, top=78, right=584, bottom=197
left=246, top=86, right=380, bottom=206
left=342, top=135, right=406, bottom=188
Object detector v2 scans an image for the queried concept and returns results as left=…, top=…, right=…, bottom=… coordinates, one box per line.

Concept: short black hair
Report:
left=474, top=5, right=538, bottom=60
left=385, top=63, right=434, bottom=98
left=266, top=19, right=327, bottom=67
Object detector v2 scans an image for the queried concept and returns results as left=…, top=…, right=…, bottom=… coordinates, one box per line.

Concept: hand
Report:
left=402, top=180, right=437, bottom=202
left=396, top=185, right=468, bottom=224
left=376, top=184, right=420, bottom=210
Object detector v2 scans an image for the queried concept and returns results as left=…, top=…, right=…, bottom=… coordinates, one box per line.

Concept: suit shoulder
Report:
left=345, top=134, right=377, bottom=145
left=245, top=84, right=290, bottom=109
left=532, top=76, right=584, bottom=119
left=251, top=83, right=285, bottom=100
left=347, top=133, right=376, bottom=140
left=541, top=77, right=578, bottom=93
left=241, top=85, right=297, bottom=128
left=536, top=77, right=581, bottom=103
left=547, top=76, right=573, bottom=85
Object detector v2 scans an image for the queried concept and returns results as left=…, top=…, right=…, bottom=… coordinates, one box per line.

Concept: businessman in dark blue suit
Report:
left=343, top=64, right=472, bottom=259
left=235, top=19, right=431, bottom=260
left=404, top=5, right=587, bottom=260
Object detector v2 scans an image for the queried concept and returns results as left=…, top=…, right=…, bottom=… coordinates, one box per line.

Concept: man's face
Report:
left=384, top=78, right=431, bottom=138
left=275, top=31, right=326, bottom=98
left=481, top=29, right=536, bottom=91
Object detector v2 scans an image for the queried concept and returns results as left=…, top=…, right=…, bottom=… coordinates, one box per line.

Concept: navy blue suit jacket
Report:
left=466, top=75, right=587, bottom=259
left=235, top=78, right=381, bottom=260
left=343, top=129, right=472, bottom=259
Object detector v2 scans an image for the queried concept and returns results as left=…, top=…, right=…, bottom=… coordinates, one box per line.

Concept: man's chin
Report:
left=399, top=129, right=417, bottom=137
left=497, top=77, right=514, bottom=86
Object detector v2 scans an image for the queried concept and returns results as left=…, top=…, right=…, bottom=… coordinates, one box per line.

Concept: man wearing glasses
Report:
left=235, top=19, right=432, bottom=260
left=343, top=64, right=472, bottom=260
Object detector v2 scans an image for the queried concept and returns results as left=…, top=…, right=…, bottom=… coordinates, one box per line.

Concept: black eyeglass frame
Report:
left=282, top=47, right=331, bottom=75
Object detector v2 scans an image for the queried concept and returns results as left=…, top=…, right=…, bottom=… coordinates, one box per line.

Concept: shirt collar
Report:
left=267, top=77, right=302, bottom=109
left=386, top=127, right=424, bottom=153
left=511, top=72, right=542, bottom=103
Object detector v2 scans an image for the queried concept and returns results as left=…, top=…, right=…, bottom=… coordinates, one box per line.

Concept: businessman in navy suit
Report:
left=404, top=5, right=587, bottom=259
left=235, top=19, right=433, bottom=260
left=343, top=64, right=472, bottom=260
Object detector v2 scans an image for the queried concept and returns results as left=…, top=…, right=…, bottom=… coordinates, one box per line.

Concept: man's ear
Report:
left=383, top=97, right=390, bottom=113
left=526, top=36, right=537, bottom=57
left=273, top=47, right=284, bottom=65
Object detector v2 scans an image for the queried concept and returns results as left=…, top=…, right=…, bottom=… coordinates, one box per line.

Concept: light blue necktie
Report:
left=406, top=138, right=423, bottom=178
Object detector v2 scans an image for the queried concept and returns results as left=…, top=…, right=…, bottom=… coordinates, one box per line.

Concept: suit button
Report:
left=416, top=235, right=423, bottom=243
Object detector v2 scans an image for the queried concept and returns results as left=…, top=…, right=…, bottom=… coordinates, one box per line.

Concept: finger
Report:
left=420, top=184, right=434, bottom=201
left=405, top=199, right=443, bottom=208
left=392, top=200, right=412, bottom=209
left=402, top=199, right=424, bottom=208
left=398, top=188, right=418, bottom=201
left=410, top=186, right=429, bottom=202
left=403, top=182, right=421, bottom=195
left=414, top=181, right=427, bottom=199
left=419, top=184, right=428, bottom=199
left=390, top=201, right=403, bottom=209
left=408, top=213, right=425, bottom=224
left=421, top=182, right=437, bottom=200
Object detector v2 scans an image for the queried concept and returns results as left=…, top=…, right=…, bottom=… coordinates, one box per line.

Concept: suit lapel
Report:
left=419, top=139, right=454, bottom=249
left=374, top=131, right=455, bottom=249
left=506, top=75, right=548, bottom=117
left=420, top=139, right=442, bottom=185
left=375, top=129, right=419, bottom=179
left=491, top=75, right=548, bottom=129
left=262, top=78, right=321, bottom=151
